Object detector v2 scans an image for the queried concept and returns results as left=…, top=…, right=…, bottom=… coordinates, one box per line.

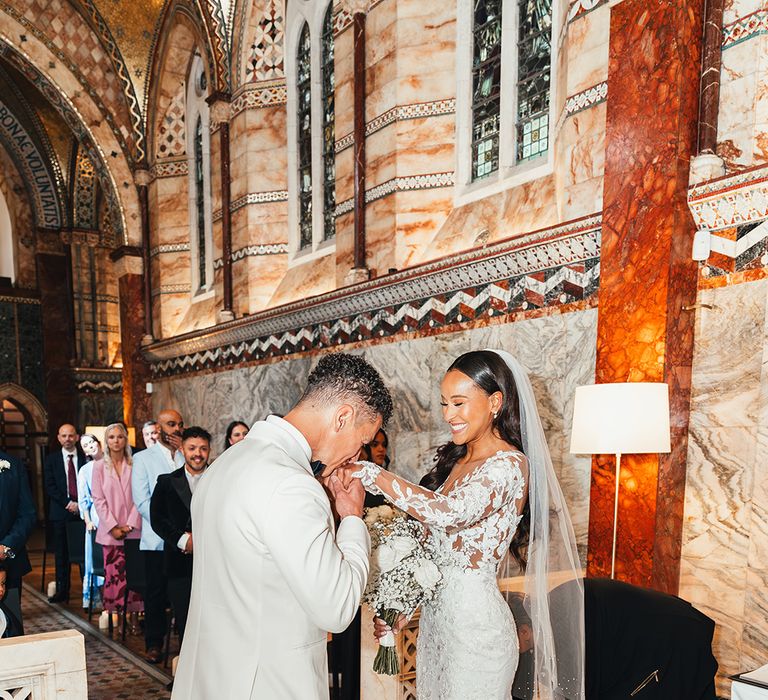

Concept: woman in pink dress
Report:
left=92, top=423, right=143, bottom=626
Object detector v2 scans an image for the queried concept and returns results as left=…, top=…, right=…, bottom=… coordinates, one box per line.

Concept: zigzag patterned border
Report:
left=145, top=215, right=601, bottom=376
left=335, top=172, right=455, bottom=217
left=230, top=81, right=287, bottom=117
left=688, top=165, right=768, bottom=231
left=213, top=243, right=289, bottom=269
left=723, top=9, right=768, bottom=49
left=565, top=82, right=607, bottom=117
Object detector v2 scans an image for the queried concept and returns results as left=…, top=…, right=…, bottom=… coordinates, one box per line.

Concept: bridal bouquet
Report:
left=362, top=504, right=442, bottom=675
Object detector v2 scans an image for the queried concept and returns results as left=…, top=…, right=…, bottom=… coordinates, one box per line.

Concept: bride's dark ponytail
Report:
left=419, top=351, right=531, bottom=569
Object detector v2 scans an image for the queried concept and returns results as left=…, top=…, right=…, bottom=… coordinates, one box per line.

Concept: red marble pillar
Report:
left=111, top=248, right=152, bottom=442
left=36, top=247, right=78, bottom=449
left=587, top=0, right=704, bottom=593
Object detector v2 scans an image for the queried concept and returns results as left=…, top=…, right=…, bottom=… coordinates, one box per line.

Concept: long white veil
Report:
left=489, top=349, right=585, bottom=700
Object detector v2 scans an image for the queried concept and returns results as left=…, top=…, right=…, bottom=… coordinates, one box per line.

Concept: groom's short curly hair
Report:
left=301, top=353, right=393, bottom=425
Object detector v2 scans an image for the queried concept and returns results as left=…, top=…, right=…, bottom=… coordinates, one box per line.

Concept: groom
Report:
left=172, top=353, right=393, bottom=700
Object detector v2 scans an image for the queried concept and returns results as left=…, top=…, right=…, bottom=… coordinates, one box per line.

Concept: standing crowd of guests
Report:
left=0, top=413, right=252, bottom=656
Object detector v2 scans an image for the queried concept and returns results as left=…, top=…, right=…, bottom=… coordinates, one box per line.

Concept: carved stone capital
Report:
left=689, top=153, right=726, bottom=186
left=343, top=0, right=370, bottom=14
left=209, top=99, right=231, bottom=126
left=344, top=267, right=371, bottom=286
left=134, top=169, right=152, bottom=187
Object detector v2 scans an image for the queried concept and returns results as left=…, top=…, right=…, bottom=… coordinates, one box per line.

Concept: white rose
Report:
left=375, top=536, right=416, bottom=572
left=0, top=460, right=10, bottom=472
left=413, top=560, right=442, bottom=589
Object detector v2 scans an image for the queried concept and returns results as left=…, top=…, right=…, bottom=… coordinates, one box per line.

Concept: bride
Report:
left=350, top=350, right=585, bottom=699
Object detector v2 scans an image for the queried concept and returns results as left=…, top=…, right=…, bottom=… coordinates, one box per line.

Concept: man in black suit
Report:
left=43, top=423, right=86, bottom=603
left=150, top=426, right=211, bottom=643
left=0, top=449, right=36, bottom=631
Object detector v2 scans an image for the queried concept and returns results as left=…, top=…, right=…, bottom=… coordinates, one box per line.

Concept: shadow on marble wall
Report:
left=680, top=279, right=768, bottom=697
left=153, top=310, right=597, bottom=559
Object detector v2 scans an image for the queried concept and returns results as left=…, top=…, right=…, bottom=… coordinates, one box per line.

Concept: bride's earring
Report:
left=492, top=410, right=498, bottom=420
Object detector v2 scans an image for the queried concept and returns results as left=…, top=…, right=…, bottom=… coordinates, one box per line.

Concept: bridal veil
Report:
left=489, top=349, right=585, bottom=700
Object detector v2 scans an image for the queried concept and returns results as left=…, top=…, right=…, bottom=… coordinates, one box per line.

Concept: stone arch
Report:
left=0, top=28, right=140, bottom=246
left=146, top=0, right=220, bottom=161
left=234, top=0, right=286, bottom=89
left=0, top=383, right=48, bottom=434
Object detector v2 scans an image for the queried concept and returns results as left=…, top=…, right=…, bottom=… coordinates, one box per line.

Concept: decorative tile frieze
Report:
left=0, top=295, right=40, bottom=305
left=151, top=159, right=189, bottom=179
left=564, top=82, right=607, bottom=117
left=72, top=368, right=122, bottom=393
left=230, top=81, right=287, bottom=118
left=334, top=172, right=454, bottom=216
left=149, top=243, right=190, bottom=258
left=215, top=190, right=289, bottom=222
left=688, top=165, right=768, bottom=231
left=722, top=9, right=768, bottom=50
left=245, top=0, right=285, bottom=82
left=151, top=284, right=192, bottom=297
left=145, top=214, right=601, bottom=377
left=213, top=243, right=289, bottom=269
left=335, top=100, right=457, bottom=153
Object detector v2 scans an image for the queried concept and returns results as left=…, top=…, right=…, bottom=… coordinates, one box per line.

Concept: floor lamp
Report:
left=569, top=383, right=671, bottom=579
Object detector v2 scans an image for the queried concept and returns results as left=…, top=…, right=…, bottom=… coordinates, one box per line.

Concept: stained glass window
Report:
left=297, top=22, right=313, bottom=250
left=471, top=0, right=502, bottom=181
left=516, top=0, right=552, bottom=161
left=194, top=115, right=207, bottom=290
left=321, top=3, right=336, bottom=241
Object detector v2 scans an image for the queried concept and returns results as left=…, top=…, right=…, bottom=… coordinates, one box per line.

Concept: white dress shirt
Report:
left=177, top=466, right=206, bottom=552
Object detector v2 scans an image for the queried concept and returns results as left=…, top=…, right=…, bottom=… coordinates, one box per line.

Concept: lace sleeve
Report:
left=355, top=452, right=527, bottom=532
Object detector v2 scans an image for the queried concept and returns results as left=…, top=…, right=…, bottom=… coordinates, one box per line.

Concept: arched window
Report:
left=186, top=54, right=214, bottom=295
left=287, top=2, right=337, bottom=258
left=457, top=0, right=555, bottom=199
left=297, top=22, right=313, bottom=250
left=516, top=0, right=552, bottom=162
left=321, top=4, right=336, bottom=241
left=471, top=0, right=503, bottom=180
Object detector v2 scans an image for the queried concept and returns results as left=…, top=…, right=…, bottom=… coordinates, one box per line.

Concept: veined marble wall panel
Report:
left=365, top=0, right=397, bottom=123
left=424, top=175, right=559, bottom=260
left=680, top=279, right=768, bottom=694
left=718, top=29, right=768, bottom=171
left=393, top=188, right=454, bottom=271
left=151, top=310, right=597, bottom=557
left=565, top=4, right=609, bottom=96
left=269, top=252, right=338, bottom=307
left=393, top=0, right=456, bottom=108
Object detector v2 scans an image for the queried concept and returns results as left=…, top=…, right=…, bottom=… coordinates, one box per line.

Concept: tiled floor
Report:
left=21, top=528, right=174, bottom=699
left=21, top=586, right=171, bottom=699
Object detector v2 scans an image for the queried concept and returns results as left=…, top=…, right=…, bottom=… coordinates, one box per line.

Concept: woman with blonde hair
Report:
left=92, top=423, right=143, bottom=630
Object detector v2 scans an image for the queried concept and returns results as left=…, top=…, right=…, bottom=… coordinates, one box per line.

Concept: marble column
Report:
left=135, top=169, right=154, bottom=343
left=35, top=232, right=78, bottom=449
left=345, top=3, right=370, bottom=286
left=588, top=0, right=704, bottom=592
left=111, top=248, right=152, bottom=442
left=210, top=96, right=235, bottom=323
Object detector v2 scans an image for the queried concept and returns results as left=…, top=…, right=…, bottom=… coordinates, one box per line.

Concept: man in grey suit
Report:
left=132, top=409, right=185, bottom=663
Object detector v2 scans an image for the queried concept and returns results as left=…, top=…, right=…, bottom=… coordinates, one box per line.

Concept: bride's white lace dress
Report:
left=360, top=450, right=528, bottom=700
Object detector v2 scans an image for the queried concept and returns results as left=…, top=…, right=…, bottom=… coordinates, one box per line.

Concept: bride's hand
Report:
left=335, top=463, right=359, bottom=488
left=373, top=614, right=406, bottom=641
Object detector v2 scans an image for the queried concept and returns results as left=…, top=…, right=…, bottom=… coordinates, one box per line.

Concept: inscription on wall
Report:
left=0, top=102, right=61, bottom=228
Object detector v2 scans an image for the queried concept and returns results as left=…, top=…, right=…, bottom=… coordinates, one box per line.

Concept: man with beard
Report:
left=43, top=423, right=86, bottom=603
left=132, top=409, right=185, bottom=663
left=150, top=426, right=211, bottom=644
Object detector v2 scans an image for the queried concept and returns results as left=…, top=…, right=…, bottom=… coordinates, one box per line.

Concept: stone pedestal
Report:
left=0, top=629, right=87, bottom=698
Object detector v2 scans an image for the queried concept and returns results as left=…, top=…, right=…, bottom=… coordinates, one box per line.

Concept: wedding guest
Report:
left=150, top=427, right=211, bottom=643
left=43, top=423, right=86, bottom=603
left=367, top=428, right=390, bottom=468
left=223, top=421, right=249, bottom=452
left=78, top=434, right=105, bottom=610
left=92, top=423, right=143, bottom=631
left=0, top=448, right=35, bottom=632
left=0, top=562, right=23, bottom=638
left=132, top=409, right=185, bottom=663
left=142, top=421, right=160, bottom=449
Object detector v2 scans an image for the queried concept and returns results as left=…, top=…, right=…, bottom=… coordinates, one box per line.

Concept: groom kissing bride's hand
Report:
left=321, top=470, right=365, bottom=519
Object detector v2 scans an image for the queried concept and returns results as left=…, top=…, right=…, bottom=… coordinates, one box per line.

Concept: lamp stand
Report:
left=610, top=452, right=622, bottom=579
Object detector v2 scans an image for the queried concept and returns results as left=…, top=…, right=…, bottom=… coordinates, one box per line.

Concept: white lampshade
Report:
left=569, top=383, right=671, bottom=455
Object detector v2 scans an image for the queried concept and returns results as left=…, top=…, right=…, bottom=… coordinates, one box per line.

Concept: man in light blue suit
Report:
left=132, top=409, right=185, bottom=663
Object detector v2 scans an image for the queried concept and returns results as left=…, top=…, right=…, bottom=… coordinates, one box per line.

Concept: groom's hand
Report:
left=329, top=473, right=365, bottom=519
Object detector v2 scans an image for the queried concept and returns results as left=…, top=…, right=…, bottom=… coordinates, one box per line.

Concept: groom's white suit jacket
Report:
left=171, top=417, right=371, bottom=700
